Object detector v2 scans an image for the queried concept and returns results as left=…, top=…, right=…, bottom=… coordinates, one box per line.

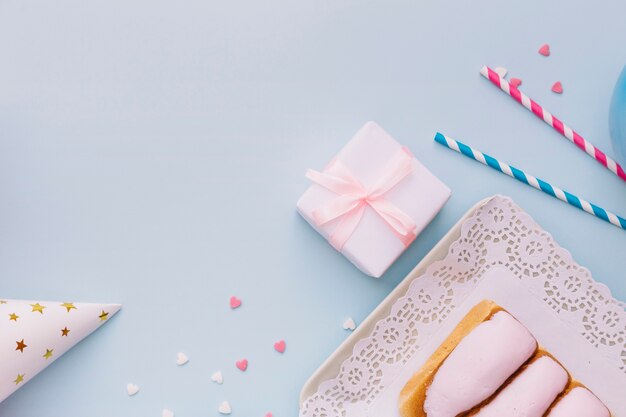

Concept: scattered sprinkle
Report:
left=538, top=44, right=550, bottom=56
left=162, top=409, right=174, bottom=417
left=126, top=383, right=140, bottom=396
left=551, top=81, right=563, bottom=94
left=494, top=67, right=508, bottom=78
left=211, top=371, right=224, bottom=384
left=218, top=401, right=232, bottom=415
left=509, top=78, right=522, bottom=88
left=230, top=296, right=242, bottom=309
left=343, top=318, right=356, bottom=331
left=236, top=358, right=248, bottom=372
left=176, top=352, right=189, bottom=366
left=274, top=340, right=286, bottom=354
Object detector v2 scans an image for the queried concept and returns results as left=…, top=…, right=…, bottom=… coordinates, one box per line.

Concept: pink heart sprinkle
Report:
left=274, top=340, right=286, bottom=353
left=509, top=78, right=522, bottom=88
left=236, top=359, right=248, bottom=371
left=265, top=413, right=273, bottom=417
left=551, top=81, right=563, bottom=94
left=538, top=44, right=550, bottom=56
left=230, top=296, right=242, bottom=309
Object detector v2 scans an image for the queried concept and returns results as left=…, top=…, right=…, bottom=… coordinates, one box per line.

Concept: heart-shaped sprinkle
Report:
left=265, top=413, right=273, bottom=417
left=211, top=371, right=224, bottom=384
left=509, top=78, right=522, bottom=88
left=539, top=44, right=550, bottom=56
left=126, top=383, right=140, bottom=396
left=230, top=296, right=242, bottom=309
left=176, top=352, right=189, bottom=366
left=343, top=318, right=356, bottom=331
left=494, top=67, right=508, bottom=78
left=274, top=340, right=286, bottom=353
left=551, top=81, right=563, bottom=94
left=162, top=409, right=174, bottom=417
left=236, top=359, right=248, bottom=371
left=218, top=401, right=232, bottom=415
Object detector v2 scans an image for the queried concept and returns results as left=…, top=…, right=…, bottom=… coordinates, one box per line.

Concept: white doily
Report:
left=300, top=196, right=626, bottom=417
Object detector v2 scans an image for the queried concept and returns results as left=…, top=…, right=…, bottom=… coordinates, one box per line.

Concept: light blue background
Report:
left=1, top=0, right=625, bottom=416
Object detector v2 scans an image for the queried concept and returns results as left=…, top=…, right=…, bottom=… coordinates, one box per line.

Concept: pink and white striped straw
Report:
left=480, top=66, right=626, bottom=183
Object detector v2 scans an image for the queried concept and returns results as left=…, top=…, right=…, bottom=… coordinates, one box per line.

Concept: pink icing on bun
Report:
left=548, top=387, right=609, bottom=417
left=424, top=311, right=537, bottom=417
left=474, top=356, right=569, bottom=417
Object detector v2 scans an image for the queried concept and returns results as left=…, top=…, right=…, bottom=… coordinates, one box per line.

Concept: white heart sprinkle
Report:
left=343, top=318, right=356, bottom=331
left=218, top=401, right=232, bottom=415
left=211, top=371, right=223, bottom=384
left=126, top=383, right=140, bottom=396
left=495, top=66, right=508, bottom=78
left=162, top=409, right=174, bottom=417
left=176, top=352, right=188, bottom=366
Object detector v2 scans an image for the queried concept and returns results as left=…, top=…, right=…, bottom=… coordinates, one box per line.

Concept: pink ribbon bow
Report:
left=306, top=147, right=418, bottom=251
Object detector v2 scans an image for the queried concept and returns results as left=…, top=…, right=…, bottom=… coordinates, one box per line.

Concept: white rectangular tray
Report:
left=299, top=195, right=626, bottom=417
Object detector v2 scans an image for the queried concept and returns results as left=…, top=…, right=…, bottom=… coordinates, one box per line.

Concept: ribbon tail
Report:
left=369, top=147, right=414, bottom=198
left=311, top=194, right=365, bottom=226
left=368, top=199, right=417, bottom=247
left=305, top=165, right=365, bottom=196
left=328, top=203, right=366, bottom=251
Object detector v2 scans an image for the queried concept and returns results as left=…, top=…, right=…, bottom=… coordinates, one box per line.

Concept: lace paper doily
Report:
left=300, top=196, right=626, bottom=417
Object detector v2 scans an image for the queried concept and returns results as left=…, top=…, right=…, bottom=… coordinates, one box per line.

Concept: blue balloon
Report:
left=609, top=65, right=626, bottom=166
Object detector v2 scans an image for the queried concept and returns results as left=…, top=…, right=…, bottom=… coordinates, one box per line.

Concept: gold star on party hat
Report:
left=0, top=299, right=121, bottom=403
left=43, top=349, right=54, bottom=360
left=30, top=303, right=46, bottom=314
left=98, top=310, right=109, bottom=321
left=13, top=374, right=24, bottom=385
left=60, top=302, right=77, bottom=313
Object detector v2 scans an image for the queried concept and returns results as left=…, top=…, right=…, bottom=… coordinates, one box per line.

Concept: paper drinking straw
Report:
left=434, top=132, right=626, bottom=230
left=480, top=66, right=626, bottom=183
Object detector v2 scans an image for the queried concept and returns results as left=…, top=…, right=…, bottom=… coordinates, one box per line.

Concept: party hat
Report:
left=0, top=298, right=121, bottom=402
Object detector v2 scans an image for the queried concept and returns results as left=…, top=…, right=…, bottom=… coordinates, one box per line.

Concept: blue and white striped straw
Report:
left=434, top=132, right=626, bottom=230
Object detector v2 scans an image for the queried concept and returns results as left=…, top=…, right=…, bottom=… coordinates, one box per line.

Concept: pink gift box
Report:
left=297, top=122, right=451, bottom=278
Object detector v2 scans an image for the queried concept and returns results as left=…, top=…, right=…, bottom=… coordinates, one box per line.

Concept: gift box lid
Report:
left=297, top=122, right=451, bottom=277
